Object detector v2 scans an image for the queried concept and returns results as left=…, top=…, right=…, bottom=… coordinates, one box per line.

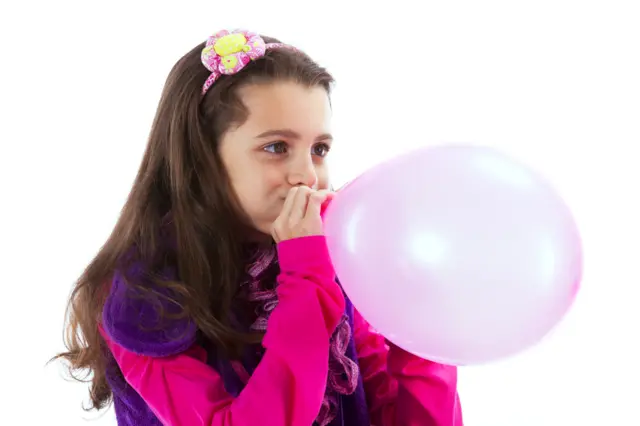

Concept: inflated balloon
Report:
left=323, top=145, right=583, bottom=365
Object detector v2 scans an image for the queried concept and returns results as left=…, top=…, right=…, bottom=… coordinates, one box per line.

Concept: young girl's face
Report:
left=219, top=81, right=333, bottom=236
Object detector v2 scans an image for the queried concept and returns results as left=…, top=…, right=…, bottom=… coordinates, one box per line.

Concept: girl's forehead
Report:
left=239, top=82, right=332, bottom=131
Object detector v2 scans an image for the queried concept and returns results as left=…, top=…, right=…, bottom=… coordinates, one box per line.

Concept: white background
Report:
left=1, top=1, right=639, bottom=425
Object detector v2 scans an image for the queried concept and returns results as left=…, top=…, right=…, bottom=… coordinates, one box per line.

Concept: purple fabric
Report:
left=102, top=252, right=371, bottom=426
left=103, top=267, right=197, bottom=357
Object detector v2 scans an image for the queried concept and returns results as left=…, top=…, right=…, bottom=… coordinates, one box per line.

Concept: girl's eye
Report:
left=313, top=143, right=331, bottom=157
left=264, top=141, right=288, bottom=154
left=263, top=141, right=331, bottom=157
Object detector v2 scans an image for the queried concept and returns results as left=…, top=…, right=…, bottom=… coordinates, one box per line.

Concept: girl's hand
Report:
left=272, top=186, right=335, bottom=243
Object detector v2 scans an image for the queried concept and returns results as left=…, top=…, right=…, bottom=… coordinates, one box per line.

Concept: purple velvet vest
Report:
left=103, top=272, right=371, bottom=426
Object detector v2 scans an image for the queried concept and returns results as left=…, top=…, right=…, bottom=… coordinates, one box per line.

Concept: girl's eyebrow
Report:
left=255, top=129, right=333, bottom=142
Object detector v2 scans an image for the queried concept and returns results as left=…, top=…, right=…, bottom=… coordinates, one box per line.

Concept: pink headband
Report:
left=200, top=29, right=295, bottom=95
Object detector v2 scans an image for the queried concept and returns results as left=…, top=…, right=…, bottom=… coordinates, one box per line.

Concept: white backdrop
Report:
left=1, top=1, right=639, bottom=425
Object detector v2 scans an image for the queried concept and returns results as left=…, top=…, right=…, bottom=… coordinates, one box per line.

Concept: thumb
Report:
left=305, top=191, right=331, bottom=220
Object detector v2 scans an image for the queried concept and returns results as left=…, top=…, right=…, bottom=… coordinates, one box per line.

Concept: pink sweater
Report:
left=99, top=236, right=463, bottom=425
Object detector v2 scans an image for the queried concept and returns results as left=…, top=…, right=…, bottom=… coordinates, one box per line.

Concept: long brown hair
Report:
left=53, top=35, right=334, bottom=412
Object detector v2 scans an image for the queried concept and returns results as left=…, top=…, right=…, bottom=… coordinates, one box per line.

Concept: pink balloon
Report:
left=323, top=145, right=583, bottom=365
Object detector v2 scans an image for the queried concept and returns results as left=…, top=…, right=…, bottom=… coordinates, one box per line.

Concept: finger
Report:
left=305, top=190, right=330, bottom=220
left=279, top=186, right=300, bottom=220
left=290, top=186, right=312, bottom=222
left=273, top=187, right=300, bottom=238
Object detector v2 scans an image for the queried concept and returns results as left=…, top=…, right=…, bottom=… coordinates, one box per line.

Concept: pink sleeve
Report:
left=354, top=309, right=463, bottom=426
left=100, top=236, right=346, bottom=426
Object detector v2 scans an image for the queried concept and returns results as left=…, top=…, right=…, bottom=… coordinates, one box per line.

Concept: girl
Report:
left=56, top=29, right=463, bottom=426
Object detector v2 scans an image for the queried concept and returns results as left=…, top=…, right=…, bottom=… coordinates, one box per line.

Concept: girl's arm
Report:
left=100, top=236, right=345, bottom=426
left=354, top=309, right=463, bottom=426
